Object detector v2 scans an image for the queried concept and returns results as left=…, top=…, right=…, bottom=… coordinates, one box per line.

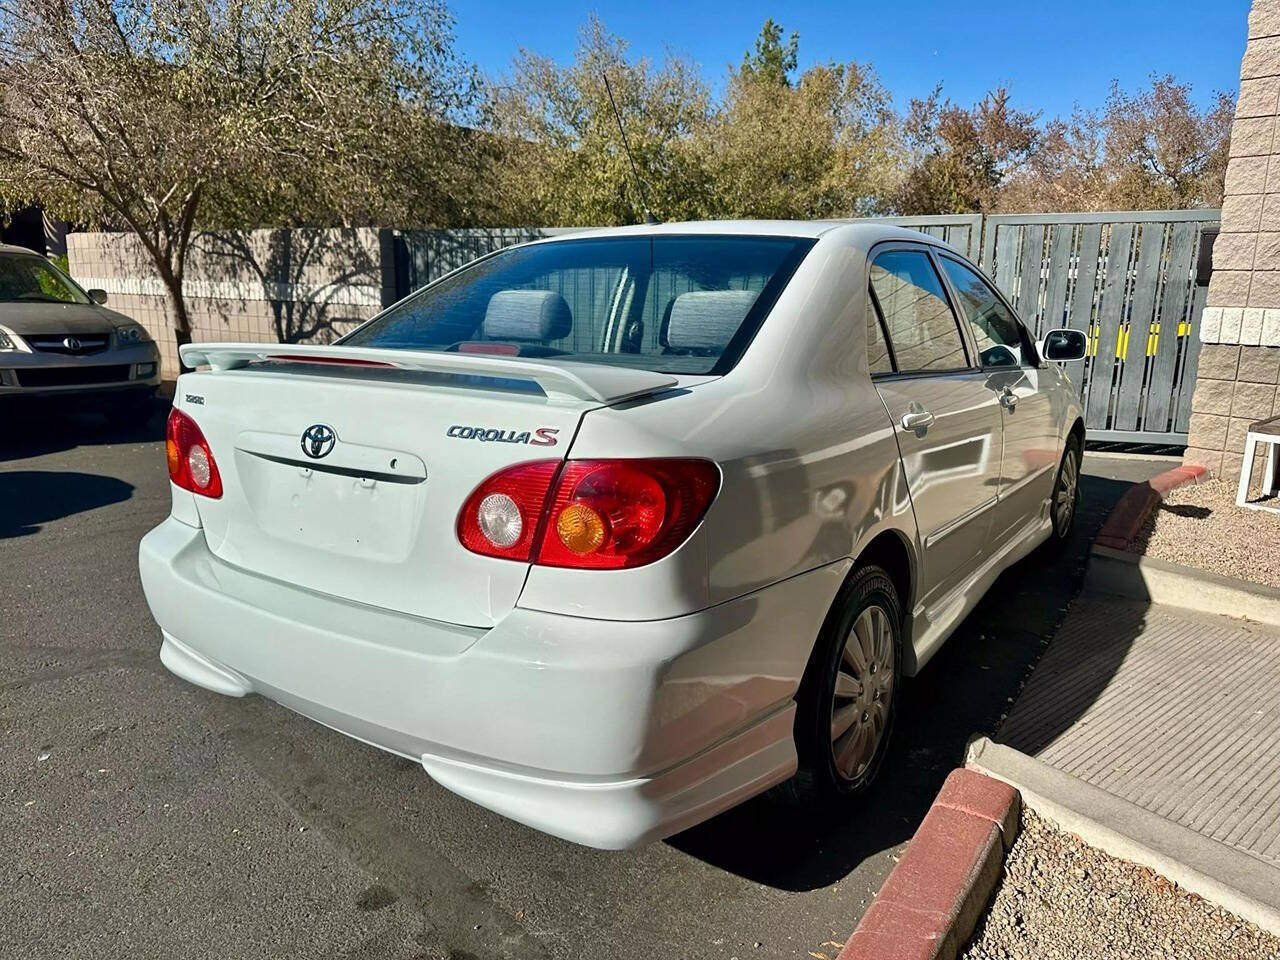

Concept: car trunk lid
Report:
left=177, top=343, right=678, bottom=627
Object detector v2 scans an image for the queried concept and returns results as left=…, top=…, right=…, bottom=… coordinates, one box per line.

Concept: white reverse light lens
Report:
left=187, top=445, right=212, bottom=488
left=477, top=493, right=522, bottom=548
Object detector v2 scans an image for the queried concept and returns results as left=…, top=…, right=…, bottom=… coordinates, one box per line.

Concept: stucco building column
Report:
left=1187, top=0, right=1280, bottom=478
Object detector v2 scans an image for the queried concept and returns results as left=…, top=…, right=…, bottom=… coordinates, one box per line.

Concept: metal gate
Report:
left=979, top=211, right=1217, bottom=445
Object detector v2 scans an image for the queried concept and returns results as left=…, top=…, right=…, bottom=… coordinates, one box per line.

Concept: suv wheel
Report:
left=791, top=564, right=901, bottom=802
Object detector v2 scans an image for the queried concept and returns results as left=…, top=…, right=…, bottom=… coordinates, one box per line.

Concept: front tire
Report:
left=791, top=564, right=902, bottom=803
left=1044, top=438, right=1081, bottom=549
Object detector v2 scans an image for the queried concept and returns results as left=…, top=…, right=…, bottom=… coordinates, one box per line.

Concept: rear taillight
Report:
left=457, top=460, right=560, bottom=561
left=457, top=458, right=720, bottom=569
left=166, top=407, right=223, bottom=498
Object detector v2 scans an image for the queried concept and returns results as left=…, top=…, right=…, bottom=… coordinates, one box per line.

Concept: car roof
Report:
left=529, top=219, right=958, bottom=251
left=0, top=243, right=44, bottom=256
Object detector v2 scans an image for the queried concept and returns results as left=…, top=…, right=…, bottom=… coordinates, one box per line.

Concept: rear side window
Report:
left=937, top=256, right=1033, bottom=367
left=868, top=250, right=970, bottom=373
left=342, top=235, right=815, bottom=375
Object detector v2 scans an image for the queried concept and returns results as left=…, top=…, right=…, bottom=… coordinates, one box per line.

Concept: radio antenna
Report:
left=602, top=72, right=659, bottom=225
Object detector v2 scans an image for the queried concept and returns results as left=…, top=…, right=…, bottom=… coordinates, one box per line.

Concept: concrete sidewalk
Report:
left=996, top=594, right=1280, bottom=872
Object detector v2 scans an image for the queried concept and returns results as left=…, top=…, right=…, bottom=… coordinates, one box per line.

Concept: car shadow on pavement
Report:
left=0, top=470, right=136, bottom=538
left=669, top=468, right=1137, bottom=892
left=0, top=394, right=167, bottom=463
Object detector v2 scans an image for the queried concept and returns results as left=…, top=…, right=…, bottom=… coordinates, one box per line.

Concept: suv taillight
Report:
left=457, top=459, right=720, bottom=569
left=166, top=407, right=223, bottom=498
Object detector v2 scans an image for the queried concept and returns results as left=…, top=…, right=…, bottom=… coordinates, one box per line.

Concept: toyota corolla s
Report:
left=138, top=221, right=1087, bottom=849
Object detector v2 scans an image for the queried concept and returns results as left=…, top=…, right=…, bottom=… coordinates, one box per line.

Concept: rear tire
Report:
left=790, top=564, right=902, bottom=804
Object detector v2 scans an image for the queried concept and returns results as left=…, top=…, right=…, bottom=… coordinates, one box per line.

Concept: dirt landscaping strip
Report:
left=1135, top=478, right=1280, bottom=589
left=961, top=809, right=1280, bottom=960
left=1093, top=463, right=1208, bottom=551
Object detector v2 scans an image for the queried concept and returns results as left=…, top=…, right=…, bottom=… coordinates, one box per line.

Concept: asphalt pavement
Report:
left=0, top=399, right=1172, bottom=960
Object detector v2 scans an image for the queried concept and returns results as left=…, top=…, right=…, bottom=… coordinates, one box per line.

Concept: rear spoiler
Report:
left=178, top=342, right=680, bottom=405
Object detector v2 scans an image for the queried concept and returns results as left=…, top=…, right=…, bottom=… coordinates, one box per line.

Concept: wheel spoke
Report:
left=834, top=671, right=860, bottom=699
left=843, top=628, right=869, bottom=676
left=831, top=703, right=859, bottom=741
left=836, top=722, right=868, bottom=777
left=874, top=607, right=893, bottom=665
left=855, top=609, right=876, bottom=669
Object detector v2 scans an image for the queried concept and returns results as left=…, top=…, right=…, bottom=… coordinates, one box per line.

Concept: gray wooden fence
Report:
left=390, top=210, right=1216, bottom=445
left=981, top=211, right=1217, bottom=444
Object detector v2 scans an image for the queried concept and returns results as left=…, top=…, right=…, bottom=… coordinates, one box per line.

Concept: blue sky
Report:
left=453, top=1, right=1251, bottom=118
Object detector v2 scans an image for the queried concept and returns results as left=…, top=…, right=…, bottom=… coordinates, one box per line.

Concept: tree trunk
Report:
left=152, top=257, right=193, bottom=374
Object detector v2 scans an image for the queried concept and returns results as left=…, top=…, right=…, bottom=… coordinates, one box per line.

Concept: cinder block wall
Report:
left=67, top=228, right=383, bottom=378
left=1188, top=0, right=1280, bottom=477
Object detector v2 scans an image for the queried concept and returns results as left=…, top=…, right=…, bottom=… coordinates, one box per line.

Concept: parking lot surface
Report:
left=1, top=403, right=1168, bottom=960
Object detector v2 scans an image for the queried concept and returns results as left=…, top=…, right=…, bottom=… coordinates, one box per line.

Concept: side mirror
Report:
left=1040, top=329, right=1086, bottom=363
left=88, top=288, right=108, bottom=305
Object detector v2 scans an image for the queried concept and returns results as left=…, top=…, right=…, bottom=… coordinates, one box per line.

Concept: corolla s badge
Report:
left=446, top=425, right=559, bottom=446
left=300, top=423, right=337, bottom=459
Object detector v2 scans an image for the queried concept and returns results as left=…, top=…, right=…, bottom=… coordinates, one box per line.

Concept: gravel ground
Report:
left=962, top=811, right=1280, bottom=960
left=1134, top=479, right=1280, bottom=588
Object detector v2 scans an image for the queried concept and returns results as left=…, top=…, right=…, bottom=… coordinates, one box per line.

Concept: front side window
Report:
left=937, top=256, right=1032, bottom=368
left=868, top=250, right=970, bottom=373
left=342, top=235, right=815, bottom=375
left=0, top=254, right=89, bottom=304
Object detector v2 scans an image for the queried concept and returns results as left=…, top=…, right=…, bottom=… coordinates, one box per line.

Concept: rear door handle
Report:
left=901, top=410, right=935, bottom=432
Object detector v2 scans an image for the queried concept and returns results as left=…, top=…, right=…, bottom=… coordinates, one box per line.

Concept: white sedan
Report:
left=139, top=221, right=1086, bottom=849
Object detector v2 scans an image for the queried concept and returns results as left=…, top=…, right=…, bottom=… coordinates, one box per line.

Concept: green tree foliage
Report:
left=701, top=58, right=900, bottom=219
left=739, top=17, right=798, bottom=87
left=490, top=19, right=902, bottom=224
left=487, top=17, right=712, bottom=225
left=0, top=0, right=481, bottom=342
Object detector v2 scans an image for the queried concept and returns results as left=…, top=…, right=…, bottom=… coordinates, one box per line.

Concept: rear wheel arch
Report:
left=851, top=529, right=914, bottom=629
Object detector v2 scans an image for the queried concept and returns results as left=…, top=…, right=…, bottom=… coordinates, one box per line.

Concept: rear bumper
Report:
left=139, top=517, right=847, bottom=848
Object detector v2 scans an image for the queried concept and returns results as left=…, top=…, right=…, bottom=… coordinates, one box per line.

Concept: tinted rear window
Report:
left=341, top=235, right=815, bottom=374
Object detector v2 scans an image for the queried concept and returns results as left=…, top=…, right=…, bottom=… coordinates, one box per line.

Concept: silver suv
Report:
left=0, top=244, right=161, bottom=417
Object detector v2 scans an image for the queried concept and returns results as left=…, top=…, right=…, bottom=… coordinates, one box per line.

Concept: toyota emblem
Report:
left=300, top=423, right=337, bottom=459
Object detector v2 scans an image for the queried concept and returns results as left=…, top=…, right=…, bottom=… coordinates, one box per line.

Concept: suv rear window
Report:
left=341, top=234, right=815, bottom=374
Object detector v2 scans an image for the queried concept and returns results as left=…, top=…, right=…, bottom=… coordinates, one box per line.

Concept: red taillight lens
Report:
left=456, top=458, right=720, bottom=569
left=166, top=407, right=223, bottom=498
left=456, top=460, right=561, bottom=561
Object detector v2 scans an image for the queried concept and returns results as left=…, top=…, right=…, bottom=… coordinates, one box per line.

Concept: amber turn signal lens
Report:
left=165, top=438, right=181, bottom=477
left=555, top=502, right=607, bottom=555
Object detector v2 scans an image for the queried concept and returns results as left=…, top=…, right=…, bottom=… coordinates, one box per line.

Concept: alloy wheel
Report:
left=830, top=603, right=896, bottom=782
left=1054, top=447, right=1080, bottom=534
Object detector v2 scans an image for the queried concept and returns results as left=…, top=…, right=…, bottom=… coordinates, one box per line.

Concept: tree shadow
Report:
left=193, top=227, right=381, bottom=343
left=668, top=468, right=1138, bottom=891
left=0, top=470, right=135, bottom=538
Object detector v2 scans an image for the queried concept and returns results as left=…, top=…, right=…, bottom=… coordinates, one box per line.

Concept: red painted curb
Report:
left=837, top=769, right=1020, bottom=960
left=1094, top=463, right=1209, bottom=551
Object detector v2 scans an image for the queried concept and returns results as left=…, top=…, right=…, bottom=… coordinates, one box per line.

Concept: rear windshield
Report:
left=341, top=234, right=815, bottom=374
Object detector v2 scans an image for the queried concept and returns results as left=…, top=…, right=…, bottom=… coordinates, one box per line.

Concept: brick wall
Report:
left=1188, top=0, right=1280, bottom=478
